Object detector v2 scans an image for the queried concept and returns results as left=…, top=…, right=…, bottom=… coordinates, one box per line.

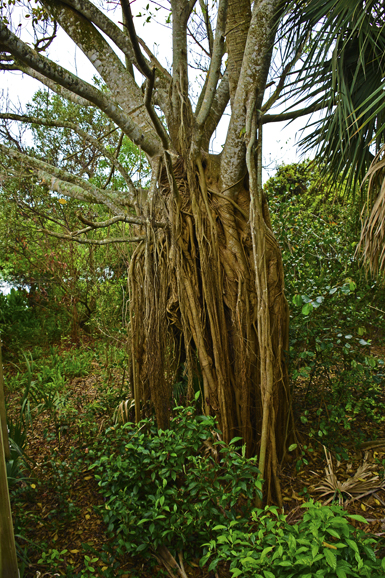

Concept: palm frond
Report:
left=280, top=0, right=385, bottom=188
left=358, top=145, right=385, bottom=273
left=315, top=447, right=385, bottom=506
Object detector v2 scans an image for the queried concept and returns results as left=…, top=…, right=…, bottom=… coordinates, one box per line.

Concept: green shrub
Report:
left=91, top=408, right=381, bottom=577
left=91, top=404, right=262, bottom=559
left=203, top=501, right=383, bottom=577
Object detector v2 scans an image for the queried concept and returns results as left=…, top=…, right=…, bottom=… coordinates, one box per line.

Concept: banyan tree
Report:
left=2, top=0, right=384, bottom=500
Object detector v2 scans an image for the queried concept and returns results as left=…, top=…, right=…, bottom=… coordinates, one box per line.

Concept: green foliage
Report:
left=91, top=407, right=262, bottom=559
left=202, top=501, right=382, bottom=577
left=267, top=162, right=385, bottom=451
left=0, top=288, right=63, bottom=347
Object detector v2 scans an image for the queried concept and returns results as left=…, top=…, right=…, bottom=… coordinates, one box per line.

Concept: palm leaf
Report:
left=280, top=0, right=385, bottom=188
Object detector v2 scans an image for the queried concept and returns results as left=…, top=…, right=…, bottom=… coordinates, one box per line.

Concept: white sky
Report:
left=0, top=2, right=316, bottom=182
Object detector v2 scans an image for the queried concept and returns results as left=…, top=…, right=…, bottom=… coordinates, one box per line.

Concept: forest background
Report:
left=1, top=1, right=385, bottom=577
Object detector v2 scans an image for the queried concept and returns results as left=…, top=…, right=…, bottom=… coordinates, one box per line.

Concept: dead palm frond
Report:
left=358, top=145, right=385, bottom=274
left=315, top=447, right=385, bottom=506
left=113, top=397, right=135, bottom=425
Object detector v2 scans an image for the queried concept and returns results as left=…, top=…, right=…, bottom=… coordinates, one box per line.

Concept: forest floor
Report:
left=4, top=337, right=385, bottom=578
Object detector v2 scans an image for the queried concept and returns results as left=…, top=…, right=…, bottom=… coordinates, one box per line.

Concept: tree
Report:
left=0, top=89, right=137, bottom=344
left=1, top=0, right=383, bottom=500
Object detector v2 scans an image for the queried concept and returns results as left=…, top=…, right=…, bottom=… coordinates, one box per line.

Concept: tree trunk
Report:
left=129, top=151, right=291, bottom=501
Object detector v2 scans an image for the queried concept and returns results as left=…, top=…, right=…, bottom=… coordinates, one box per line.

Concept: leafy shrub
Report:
left=0, top=288, right=64, bottom=349
left=91, top=405, right=262, bottom=559
left=91, top=408, right=381, bottom=577
left=203, top=501, right=383, bottom=577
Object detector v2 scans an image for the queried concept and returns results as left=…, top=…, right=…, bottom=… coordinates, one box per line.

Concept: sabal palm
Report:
left=282, top=0, right=385, bottom=271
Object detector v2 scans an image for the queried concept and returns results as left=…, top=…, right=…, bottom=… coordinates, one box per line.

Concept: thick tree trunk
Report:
left=129, top=152, right=291, bottom=501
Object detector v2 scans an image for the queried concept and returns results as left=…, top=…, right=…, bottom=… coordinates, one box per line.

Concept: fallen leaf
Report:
left=84, top=476, right=92, bottom=480
left=361, top=504, right=367, bottom=511
left=323, top=542, right=337, bottom=550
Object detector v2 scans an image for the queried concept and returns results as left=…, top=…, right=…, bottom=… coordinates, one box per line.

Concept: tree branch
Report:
left=61, top=0, right=137, bottom=68
left=199, top=0, right=214, bottom=55
left=261, top=102, right=327, bottom=124
left=0, top=113, right=138, bottom=201
left=0, top=21, right=161, bottom=157
left=221, top=0, right=282, bottom=189
left=145, top=69, right=169, bottom=150
left=39, top=228, right=145, bottom=244
left=261, top=38, right=307, bottom=113
left=195, top=0, right=227, bottom=130
left=0, top=143, right=126, bottom=214
left=18, top=64, right=94, bottom=107
left=201, top=72, right=229, bottom=151
left=75, top=213, right=167, bottom=230
left=43, top=0, right=157, bottom=138
left=120, top=0, right=153, bottom=79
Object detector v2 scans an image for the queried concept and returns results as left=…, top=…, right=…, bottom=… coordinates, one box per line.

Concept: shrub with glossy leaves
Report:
left=91, top=404, right=262, bottom=559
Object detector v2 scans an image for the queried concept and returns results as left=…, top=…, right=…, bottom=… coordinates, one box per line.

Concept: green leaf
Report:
left=194, top=390, right=200, bottom=400
left=302, top=303, right=313, bottom=316
left=336, top=569, right=347, bottom=578
left=231, top=569, right=243, bottom=577
left=288, top=443, right=298, bottom=452
left=347, top=514, right=368, bottom=524
left=293, top=294, right=303, bottom=306
left=229, top=437, right=243, bottom=444
left=346, top=538, right=359, bottom=553
left=323, top=548, right=337, bottom=570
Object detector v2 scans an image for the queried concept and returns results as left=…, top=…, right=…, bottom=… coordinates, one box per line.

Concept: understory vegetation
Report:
left=2, top=161, right=385, bottom=577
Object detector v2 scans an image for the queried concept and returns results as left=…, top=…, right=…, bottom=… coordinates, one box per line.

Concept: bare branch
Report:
left=145, top=69, right=169, bottom=150
left=195, top=0, right=227, bottom=130
left=43, top=0, right=156, bottom=137
left=18, top=65, right=95, bottom=107
left=39, top=228, right=145, bottom=244
left=199, top=0, right=214, bottom=55
left=137, top=37, right=172, bottom=82
left=0, top=143, right=125, bottom=214
left=262, top=37, right=307, bottom=113
left=120, top=0, right=153, bottom=79
left=61, top=0, right=137, bottom=68
left=201, top=72, right=229, bottom=150
left=261, top=102, right=327, bottom=124
left=75, top=213, right=167, bottom=230
left=0, top=113, right=138, bottom=201
left=103, top=131, right=124, bottom=189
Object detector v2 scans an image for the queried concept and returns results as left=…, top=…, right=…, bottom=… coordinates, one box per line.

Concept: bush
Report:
left=203, top=501, right=383, bottom=577
left=91, top=405, right=262, bottom=559
left=90, top=408, right=381, bottom=576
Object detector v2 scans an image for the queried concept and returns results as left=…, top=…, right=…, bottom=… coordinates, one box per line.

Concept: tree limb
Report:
left=0, top=21, right=161, bottom=157
left=195, top=0, right=227, bottom=130
left=261, top=102, right=327, bottom=124
left=39, top=228, right=145, bottom=244
left=120, top=0, right=153, bottom=79
left=43, top=0, right=156, bottom=138
left=0, top=113, right=138, bottom=201
left=0, top=143, right=126, bottom=214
